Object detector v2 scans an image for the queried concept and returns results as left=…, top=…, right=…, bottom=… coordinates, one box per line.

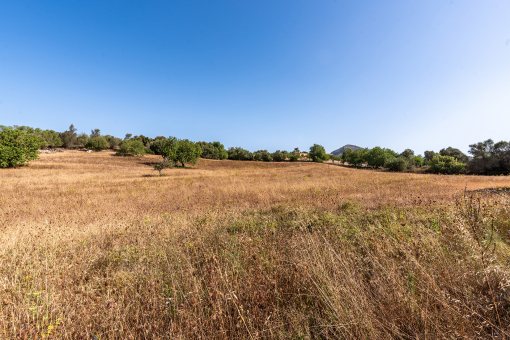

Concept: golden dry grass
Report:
left=1, top=152, right=510, bottom=339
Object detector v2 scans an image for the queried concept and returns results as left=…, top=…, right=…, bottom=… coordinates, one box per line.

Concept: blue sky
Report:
left=1, top=1, right=509, bottom=154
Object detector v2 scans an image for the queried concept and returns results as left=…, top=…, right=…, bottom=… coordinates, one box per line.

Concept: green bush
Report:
left=199, top=141, right=228, bottom=160
left=76, top=133, right=89, bottom=147
left=428, top=155, right=466, bottom=174
left=384, top=157, right=408, bottom=172
left=85, top=136, right=109, bottom=151
left=414, top=156, right=424, bottom=167
left=272, top=150, right=287, bottom=162
left=288, top=153, right=300, bottom=162
left=0, top=129, right=42, bottom=167
left=309, top=144, right=327, bottom=163
left=116, top=139, right=146, bottom=156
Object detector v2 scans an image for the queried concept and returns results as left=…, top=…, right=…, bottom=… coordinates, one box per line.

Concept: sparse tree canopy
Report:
left=124, top=133, right=132, bottom=140
left=59, top=124, right=78, bottom=148
left=90, top=129, right=101, bottom=138
left=153, top=159, right=175, bottom=176
left=0, top=128, right=42, bottom=167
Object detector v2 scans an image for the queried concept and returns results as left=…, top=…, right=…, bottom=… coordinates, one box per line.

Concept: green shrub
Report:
left=253, top=150, right=272, bottom=162
left=199, top=141, right=228, bottom=160
left=76, top=133, right=89, bottom=147
left=85, top=136, right=109, bottom=151
left=414, top=156, right=424, bottom=167
left=309, top=144, right=327, bottom=163
left=0, top=128, right=42, bottom=167
left=116, top=139, right=146, bottom=156
left=272, top=150, right=287, bottom=162
left=384, top=157, right=408, bottom=172
left=288, top=153, right=300, bottom=162
left=153, top=159, right=175, bottom=176
left=428, top=155, right=466, bottom=174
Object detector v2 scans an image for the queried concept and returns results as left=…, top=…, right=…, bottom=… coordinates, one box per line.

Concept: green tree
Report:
left=439, top=147, right=469, bottom=164
left=384, top=157, right=408, bottom=172
left=272, top=150, right=286, bottom=162
left=429, top=155, right=466, bottom=174
left=85, top=136, right=109, bottom=151
left=116, top=139, right=146, bottom=156
left=103, top=135, right=122, bottom=149
left=365, top=147, right=387, bottom=168
left=309, top=144, right=327, bottom=163
left=150, top=137, right=178, bottom=160
left=76, top=133, right=89, bottom=147
left=288, top=153, right=300, bottom=162
left=124, top=133, right=132, bottom=140
left=90, top=129, right=101, bottom=138
left=414, top=155, right=425, bottom=167
left=174, top=139, right=202, bottom=167
left=153, top=159, right=175, bottom=176
left=0, top=128, right=42, bottom=167
left=198, top=141, right=228, bottom=160
left=424, top=150, right=436, bottom=163
left=59, top=124, right=78, bottom=148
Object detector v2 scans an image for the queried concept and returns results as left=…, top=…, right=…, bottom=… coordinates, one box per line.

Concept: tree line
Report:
left=0, top=124, right=508, bottom=175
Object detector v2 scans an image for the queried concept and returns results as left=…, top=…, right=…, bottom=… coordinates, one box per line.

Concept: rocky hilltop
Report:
left=330, top=144, right=362, bottom=156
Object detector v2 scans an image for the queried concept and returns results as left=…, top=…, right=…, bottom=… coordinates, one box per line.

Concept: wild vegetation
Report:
left=1, top=152, right=510, bottom=339
left=1, top=124, right=509, bottom=175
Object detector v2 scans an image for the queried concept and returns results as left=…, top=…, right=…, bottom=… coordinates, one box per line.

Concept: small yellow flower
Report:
left=164, top=212, right=169, bottom=215
left=144, top=219, right=150, bottom=222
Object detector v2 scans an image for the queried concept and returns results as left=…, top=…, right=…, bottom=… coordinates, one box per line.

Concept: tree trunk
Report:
left=159, top=169, right=161, bottom=176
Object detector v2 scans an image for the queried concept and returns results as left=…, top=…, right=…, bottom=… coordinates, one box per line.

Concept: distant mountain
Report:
left=330, top=144, right=362, bottom=156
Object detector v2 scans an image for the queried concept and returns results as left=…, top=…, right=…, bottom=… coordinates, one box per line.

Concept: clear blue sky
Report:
left=1, top=1, right=509, bottom=154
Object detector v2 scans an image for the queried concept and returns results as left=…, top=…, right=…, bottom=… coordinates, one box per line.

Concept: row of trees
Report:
left=1, top=124, right=508, bottom=175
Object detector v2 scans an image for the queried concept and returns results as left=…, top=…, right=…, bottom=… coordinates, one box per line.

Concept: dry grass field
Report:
left=1, top=151, right=510, bottom=339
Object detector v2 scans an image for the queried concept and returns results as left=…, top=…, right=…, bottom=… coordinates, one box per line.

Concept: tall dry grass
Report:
left=1, top=152, right=510, bottom=339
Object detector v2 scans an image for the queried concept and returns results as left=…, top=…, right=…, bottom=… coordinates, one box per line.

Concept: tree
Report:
left=153, top=159, right=175, bottom=176
left=0, top=128, right=42, bottom=167
left=198, top=141, right=228, bottom=160
left=468, top=139, right=510, bottom=175
left=429, top=155, right=466, bottom=174
left=116, top=139, right=146, bottom=156
left=365, top=147, right=387, bottom=168
left=293, top=147, right=300, bottom=153
left=85, top=136, right=109, bottom=151
left=90, top=129, right=101, bottom=138
left=272, top=150, right=286, bottom=162
left=309, top=144, right=327, bottom=163
left=174, top=139, right=202, bottom=167
left=124, top=133, right=132, bottom=140
left=384, top=157, right=408, bottom=172
left=59, top=124, right=78, bottom=148
left=414, top=155, right=424, bottom=167
left=103, top=135, right=122, bottom=149
left=439, top=147, right=469, bottom=164
left=288, top=153, right=300, bottom=162
left=150, top=137, right=178, bottom=160
left=424, top=151, right=436, bottom=163
left=77, top=133, right=89, bottom=147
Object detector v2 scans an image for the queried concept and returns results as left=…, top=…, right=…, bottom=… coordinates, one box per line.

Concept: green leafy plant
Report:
left=384, top=157, right=409, bottom=171
left=428, top=155, right=466, bottom=174
left=85, top=136, right=109, bottom=151
left=116, top=139, right=146, bottom=156
left=0, top=128, right=42, bottom=167
left=309, top=144, right=327, bottom=163
left=153, top=159, right=175, bottom=176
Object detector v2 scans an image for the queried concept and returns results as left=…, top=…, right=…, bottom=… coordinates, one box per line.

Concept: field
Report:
left=1, top=151, right=510, bottom=339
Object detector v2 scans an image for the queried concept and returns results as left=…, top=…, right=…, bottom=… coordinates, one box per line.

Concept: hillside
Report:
left=330, top=144, right=362, bottom=156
